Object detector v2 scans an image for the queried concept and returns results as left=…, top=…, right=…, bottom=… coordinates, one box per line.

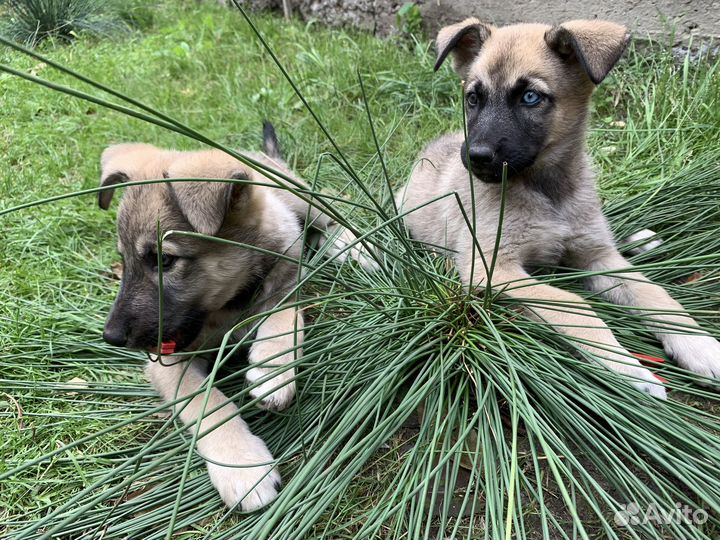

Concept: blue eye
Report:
left=521, top=90, right=542, bottom=106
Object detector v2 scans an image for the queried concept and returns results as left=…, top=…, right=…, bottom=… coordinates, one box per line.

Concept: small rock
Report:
left=61, top=377, right=89, bottom=395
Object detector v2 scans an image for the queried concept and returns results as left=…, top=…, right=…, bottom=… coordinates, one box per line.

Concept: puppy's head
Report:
left=98, top=146, right=261, bottom=353
left=435, top=18, right=629, bottom=181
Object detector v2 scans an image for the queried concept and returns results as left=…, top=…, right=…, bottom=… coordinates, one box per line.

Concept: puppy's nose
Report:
left=103, top=325, right=128, bottom=347
left=468, top=145, right=494, bottom=164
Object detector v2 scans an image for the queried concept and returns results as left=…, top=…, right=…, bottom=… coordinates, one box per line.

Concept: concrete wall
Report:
left=245, top=0, right=720, bottom=42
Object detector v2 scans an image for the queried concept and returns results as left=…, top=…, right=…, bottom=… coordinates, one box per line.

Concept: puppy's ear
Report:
left=98, top=170, right=128, bottom=210
left=545, top=20, right=630, bottom=84
left=434, top=18, right=492, bottom=77
left=169, top=170, right=252, bottom=236
left=98, top=143, right=161, bottom=210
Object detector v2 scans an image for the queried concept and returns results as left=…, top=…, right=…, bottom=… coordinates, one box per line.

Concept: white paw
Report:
left=627, top=365, right=668, bottom=400
left=247, top=342, right=296, bottom=410
left=205, top=427, right=281, bottom=512
left=622, top=228, right=663, bottom=256
left=326, top=227, right=380, bottom=271
left=606, top=355, right=667, bottom=399
left=665, top=334, right=720, bottom=384
left=246, top=365, right=295, bottom=410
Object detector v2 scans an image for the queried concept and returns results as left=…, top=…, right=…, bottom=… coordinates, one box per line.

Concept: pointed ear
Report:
left=545, top=20, right=630, bottom=84
left=169, top=170, right=251, bottom=236
left=435, top=18, right=492, bottom=77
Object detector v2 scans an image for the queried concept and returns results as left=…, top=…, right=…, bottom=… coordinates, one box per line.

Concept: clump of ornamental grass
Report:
left=1, top=7, right=719, bottom=540
left=2, top=0, right=124, bottom=46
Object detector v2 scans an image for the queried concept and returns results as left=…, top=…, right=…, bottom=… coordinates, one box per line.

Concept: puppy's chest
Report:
left=497, top=195, right=573, bottom=267
left=191, top=281, right=266, bottom=350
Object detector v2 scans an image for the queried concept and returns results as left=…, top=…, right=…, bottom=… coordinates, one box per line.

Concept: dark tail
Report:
left=262, top=120, right=282, bottom=159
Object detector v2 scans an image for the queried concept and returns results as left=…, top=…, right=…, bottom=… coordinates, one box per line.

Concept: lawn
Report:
left=1, top=2, right=719, bottom=539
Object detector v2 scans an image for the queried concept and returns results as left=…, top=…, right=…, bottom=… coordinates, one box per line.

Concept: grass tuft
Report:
left=2, top=0, right=125, bottom=46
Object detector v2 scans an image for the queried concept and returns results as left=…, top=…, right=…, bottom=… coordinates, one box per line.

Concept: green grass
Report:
left=1, top=2, right=719, bottom=539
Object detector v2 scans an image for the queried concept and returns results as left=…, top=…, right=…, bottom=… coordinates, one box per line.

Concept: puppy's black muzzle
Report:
left=102, top=283, right=205, bottom=354
left=468, top=144, right=494, bottom=165
left=461, top=141, right=505, bottom=182
left=103, top=318, right=129, bottom=347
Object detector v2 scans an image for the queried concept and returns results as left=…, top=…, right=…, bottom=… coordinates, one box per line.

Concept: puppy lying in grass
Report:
left=397, top=18, right=720, bottom=398
left=97, top=122, right=358, bottom=510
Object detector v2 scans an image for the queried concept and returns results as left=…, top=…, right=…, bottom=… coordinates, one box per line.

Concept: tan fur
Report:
left=399, top=19, right=720, bottom=399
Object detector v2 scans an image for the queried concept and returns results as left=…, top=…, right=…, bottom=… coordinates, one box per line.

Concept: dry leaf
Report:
left=110, top=262, right=123, bottom=280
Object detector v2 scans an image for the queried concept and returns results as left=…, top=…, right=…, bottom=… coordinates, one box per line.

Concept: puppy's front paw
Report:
left=621, top=228, right=663, bottom=256
left=327, top=227, right=380, bottom=271
left=247, top=343, right=296, bottom=410
left=666, top=335, right=720, bottom=384
left=246, top=365, right=296, bottom=410
left=627, top=365, right=668, bottom=400
left=606, top=354, right=667, bottom=399
left=205, top=429, right=281, bottom=512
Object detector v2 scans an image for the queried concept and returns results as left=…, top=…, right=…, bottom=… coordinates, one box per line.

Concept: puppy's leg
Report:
left=581, top=248, right=720, bottom=381
left=320, top=225, right=380, bottom=271
left=296, top=201, right=379, bottom=270
left=146, top=358, right=280, bottom=511
left=265, top=171, right=379, bottom=270
left=460, top=261, right=666, bottom=398
left=246, top=306, right=302, bottom=410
